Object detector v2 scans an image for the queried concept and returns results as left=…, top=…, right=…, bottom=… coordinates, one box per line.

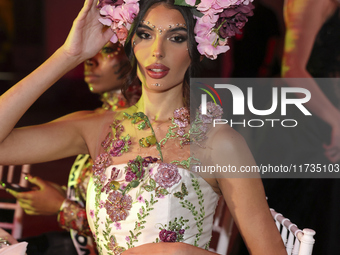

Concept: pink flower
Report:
left=173, top=107, right=190, bottom=128
left=177, top=129, right=185, bottom=136
left=105, top=190, right=132, bottom=222
left=99, top=200, right=105, bottom=209
left=215, top=0, right=233, bottom=8
left=97, top=0, right=124, bottom=9
left=196, top=31, right=230, bottom=60
left=154, top=163, right=181, bottom=189
left=120, top=1, right=139, bottom=24
left=194, top=11, right=218, bottom=30
left=137, top=195, right=145, bottom=203
left=116, top=26, right=129, bottom=44
left=125, top=236, right=130, bottom=241
left=194, top=14, right=230, bottom=60
left=110, top=139, right=126, bottom=157
left=90, top=210, right=95, bottom=218
left=185, top=0, right=196, bottom=6
left=115, top=222, right=122, bottom=230
left=197, top=0, right=224, bottom=14
left=93, top=153, right=111, bottom=183
left=120, top=183, right=127, bottom=190
left=98, top=0, right=139, bottom=45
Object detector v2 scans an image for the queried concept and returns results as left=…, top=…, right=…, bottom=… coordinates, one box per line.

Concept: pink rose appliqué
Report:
left=105, top=190, right=132, bottom=222
left=154, top=163, right=181, bottom=189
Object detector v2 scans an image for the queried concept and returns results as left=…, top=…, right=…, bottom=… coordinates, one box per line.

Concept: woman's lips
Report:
left=146, top=63, right=170, bottom=79
left=84, top=72, right=100, bottom=82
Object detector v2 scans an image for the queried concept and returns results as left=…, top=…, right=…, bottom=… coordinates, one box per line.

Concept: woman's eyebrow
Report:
left=138, top=24, right=154, bottom=31
left=169, top=27, right=187, bottom=33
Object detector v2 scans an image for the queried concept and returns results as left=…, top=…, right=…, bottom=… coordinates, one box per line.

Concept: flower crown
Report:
left=97, top=0, right=254, bottom=60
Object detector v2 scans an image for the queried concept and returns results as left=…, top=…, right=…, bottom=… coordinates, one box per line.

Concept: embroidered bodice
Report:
left=87, top=163, right=219, bottom=255
left=86, top=104, right=223, bottom=255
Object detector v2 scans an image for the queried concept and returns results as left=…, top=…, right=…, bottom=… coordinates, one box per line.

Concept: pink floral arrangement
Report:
left=97, top=0, right=254, bottom=59
left=182, top=0, right=254, bottom=60
left=97, top=0, right=140, bottom=45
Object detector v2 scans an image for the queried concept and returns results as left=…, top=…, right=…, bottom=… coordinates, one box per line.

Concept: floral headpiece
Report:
left=97, top=0, right=254, bottom=60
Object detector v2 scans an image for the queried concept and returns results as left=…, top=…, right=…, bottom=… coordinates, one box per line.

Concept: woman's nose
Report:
left=152, top=38, right=165, bottom=59
left=85, top=54, right=100, bottom=67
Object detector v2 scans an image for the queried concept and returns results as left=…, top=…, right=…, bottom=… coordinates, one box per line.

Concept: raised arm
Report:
left=282, top=0, right=340, bottom=162
left=0, top=0, right=114, bottom=165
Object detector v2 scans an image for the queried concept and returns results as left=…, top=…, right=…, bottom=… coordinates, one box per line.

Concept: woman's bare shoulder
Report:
left=207, top=123, right=249, bottom=152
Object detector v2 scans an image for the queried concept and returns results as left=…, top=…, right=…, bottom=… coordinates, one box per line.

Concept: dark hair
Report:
left=123, top=0, right=201, bottom=107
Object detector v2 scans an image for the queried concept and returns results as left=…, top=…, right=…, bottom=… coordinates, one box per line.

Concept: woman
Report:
left=8, top=41, right=139, bottom=255
left=0, top=0, right=285, bottom=254
left=258, top=0, right=340, bottom=254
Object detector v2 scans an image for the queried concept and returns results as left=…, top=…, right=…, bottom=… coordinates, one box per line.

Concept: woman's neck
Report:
left=135, top=85, right=185, bottom=121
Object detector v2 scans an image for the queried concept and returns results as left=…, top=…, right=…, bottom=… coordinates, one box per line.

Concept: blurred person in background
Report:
left=256, top=0, right=340, bottom=254
left=7, top=41, right=140, bottom=255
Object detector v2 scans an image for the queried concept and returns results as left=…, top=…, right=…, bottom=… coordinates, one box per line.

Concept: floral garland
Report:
left=97, top=0, right=254, bottom=59
left=180, top=0, right=254, bottom=59
left=97, top=0, right=140, bottom=45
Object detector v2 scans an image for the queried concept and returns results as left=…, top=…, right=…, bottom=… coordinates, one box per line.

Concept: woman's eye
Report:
left=137, top=31, right=152, bottom=39
left=101, top=47, right=114, bottom=54
left=169, top=35, right=187, bottom=43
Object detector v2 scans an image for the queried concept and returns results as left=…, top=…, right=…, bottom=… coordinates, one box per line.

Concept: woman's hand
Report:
left=0, top=228, right=18, bottom=245
left=61, top=0, right=115, bottom=62
left=122, top=242, right=217, bottom=255
left=7, top=175, right=66, bottom=215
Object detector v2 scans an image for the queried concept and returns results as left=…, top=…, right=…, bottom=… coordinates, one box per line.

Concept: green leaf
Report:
left=149, top=178, right=156, bottom=189
left=143, top=185, right=154, bottom=192
left=190, top=8, right=204, bottom=18
left=160, top=188, right=169, bottom=195
left=131, top=165, right=138, bottom=173
left=174, top=0, right=193, bottom=7
left=130, top=180, right=140, bottom=188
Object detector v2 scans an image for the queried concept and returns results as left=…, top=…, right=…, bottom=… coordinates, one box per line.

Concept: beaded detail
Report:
left=141, top=20, right=187, bottom=34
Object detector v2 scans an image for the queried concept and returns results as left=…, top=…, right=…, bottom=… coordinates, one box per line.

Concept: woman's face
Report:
left=84, top=42, right=129, bottom=94
left=133, top=4, right=191, bottom=91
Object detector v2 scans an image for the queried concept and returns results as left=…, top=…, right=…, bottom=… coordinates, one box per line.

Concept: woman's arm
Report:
left=212, top=127, right=286, bottom=254
left=0, top=0, right=114, bottom=165
left=282, top=0, right=340, bottom=162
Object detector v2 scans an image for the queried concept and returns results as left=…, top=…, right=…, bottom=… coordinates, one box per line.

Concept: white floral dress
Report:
left=86, top=105, right=223, bottom=255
